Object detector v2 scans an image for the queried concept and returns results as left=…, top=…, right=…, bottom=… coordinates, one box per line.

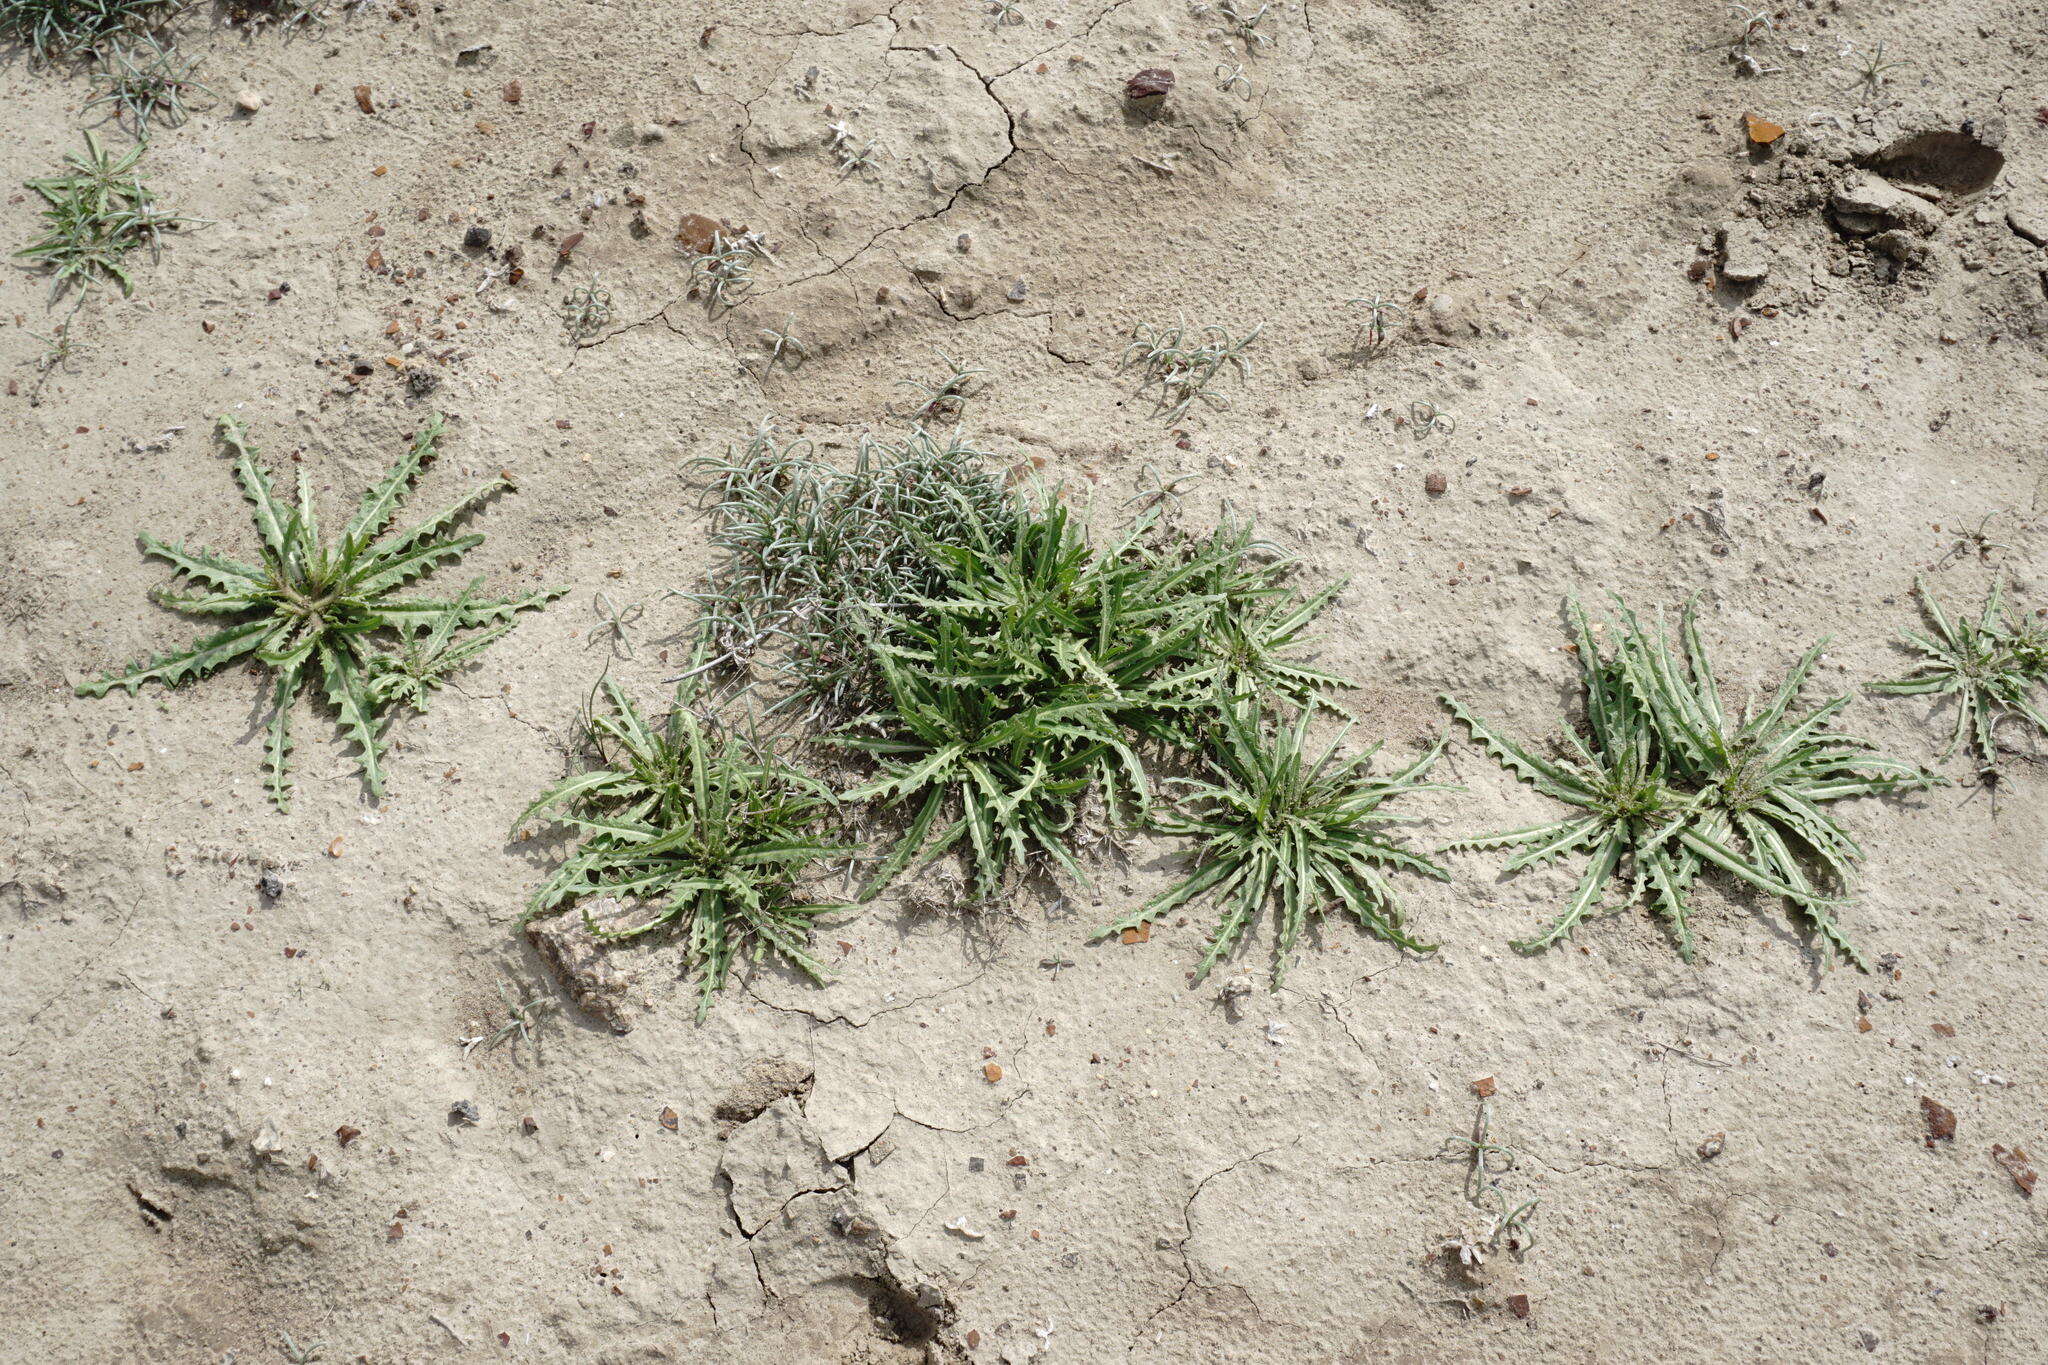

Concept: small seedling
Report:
left=76, top=415, right=561, bottom=809
left=1843, top=41, right=1908, bottom=98
left=1120, top=319, right=1260, bottom=424
left=0, top=0, right=175, bottom=61
left=87, top=35, right=212, bottom=134
left=892, top=351, right=987, bottom=424
left=757, top=316, right=809, bottom=372
left=1728, top=4, right=1772, bottom=49
left=835, top=138, right=885, bottom=177
left=689, top=230, right=773, bottom=311
left=24, top=309, right=82, bottom=404
left=460, top=982, right=557, bottom=1057
left=1346, top=293, right=1406, bottom=356
left=1872, top=578, right=2048, bottom=771
left=513, top=677, right=852, bottom=1019
left=1444, top=598, right=1938, bottom=968
left=1440, top=1101, right=1538, bottom=1274
left=1097, top=700, right=1451, bottom=984
left=984, top=0, right=1024, bottom=29
left=1215, top=61, right=1253, bottom=98
left=1210, top=1, right=1273, bottom=53
left=560, top=280, right=612, bottom=340
left=1408, top=400, right=1455, bottom=438
left=585, top=589, right=645, bottom=660
left=17, top=132, right=192, bottom=297
left=275, top=1330, right=325, bottom=1363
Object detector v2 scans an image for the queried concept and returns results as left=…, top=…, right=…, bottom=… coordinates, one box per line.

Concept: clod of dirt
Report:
left=525, top=903, right=642, bottom=1033
left=1866, top=126, right=2004, bottom=198
left=676, top=213, right=727, bottom=255
left=1717, top=219, right=1771, bottom=284
left=463, top=226, right=493, bottom=250
left=1831, top=174, right=1941, bottom=238
left=1920, top=1096, right=1957, bottom=1147
left=258, top=869, right=284, bottom=901
left=449, top=1099, right=480, bottom=1126
left=713, top=1056, right=815, bottom=1129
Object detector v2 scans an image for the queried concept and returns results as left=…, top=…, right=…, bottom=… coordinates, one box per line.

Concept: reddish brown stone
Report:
left=1127, top=68, right=1175, bottom=101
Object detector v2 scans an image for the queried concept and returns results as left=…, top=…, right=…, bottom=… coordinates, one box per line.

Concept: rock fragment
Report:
left=1126, top=68, right=1174, bottom=102
left=1717, top=218, right=1771, bottom=283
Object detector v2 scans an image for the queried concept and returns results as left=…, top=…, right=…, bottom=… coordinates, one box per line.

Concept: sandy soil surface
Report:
left=5, top=1, right=2048, bottom=1361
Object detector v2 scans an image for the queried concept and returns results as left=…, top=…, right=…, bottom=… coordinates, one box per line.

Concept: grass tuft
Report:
left=17, top=132, right=192, bottom=297
left=687, top=420, right=1015, bottom=719
left=0, top=0, right=173, bottom=61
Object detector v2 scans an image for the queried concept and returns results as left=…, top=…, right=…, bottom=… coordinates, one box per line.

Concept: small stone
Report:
left=1471, top=1076, right=1496, bottom=1098
left=1920, top=1096, right=1956, bottom=1146
left=463, top=226, right=493, bottom=250
left=1424, top=471, right=1448, bottom=497
left=1698, top=1132, right=1725, bottom=1160
left=1126, top=68, right=1174, bottom=101
left=1007, top=278, right=1029, bottom=302
left=250, top=1121, right=284, bottom=1156
left=521, top=1116, right=539, bottom=1135
left=502, top=80, right=523, bottom=104
left=258, top=869, right=284, bottom=900
left=450, top=1099, right=481, bottom=1126
left=983, top=1062, right=1004, bottom=1084
left=639, top=123, right=667, bottom=143
left=487, top=294, right=519, bottom=314
left=335, top=1125, right=361, bottom=1146
left=235, top=90, right=264, bottom=115
left=1508, top=1292, right=1532, bottom=1319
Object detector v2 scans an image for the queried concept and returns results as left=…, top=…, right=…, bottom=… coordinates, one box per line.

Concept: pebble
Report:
left=463, top=226, right=493, bottom=250
left=450, top=1100, right=481, bottom=1126
left=1126, top=68, right=1174, bottom=101
left=235, top=90, right=264, bottom=115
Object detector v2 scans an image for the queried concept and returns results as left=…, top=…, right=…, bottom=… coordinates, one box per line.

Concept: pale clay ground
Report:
left=3, top=1, right=2048, bottom=1361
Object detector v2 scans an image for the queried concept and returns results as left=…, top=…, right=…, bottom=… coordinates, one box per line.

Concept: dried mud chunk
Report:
left=1717, top=219, right=1771, bottom=284
left=713, top=1055, right=815, bottom=1127
left=1831, top=174, right=1940, bottom=238
left=524, top=903, right=640, bottom=1034
left=720, top=1096, right=844, bottom=1234
left=1919, top=1096, right=1957, bottom=1146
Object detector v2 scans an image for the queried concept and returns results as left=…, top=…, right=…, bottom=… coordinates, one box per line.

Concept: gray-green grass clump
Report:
left=0, top=0, right=173, bottom=61
left=511, top=677, right=852, bottom=1019
left=686, top=421, right=1015, bottom=720
left=1444, top=598, right=1940, bottom=968
left=1871, top=577, right=2048, bottom=771
left=76, top=415, right=561, bottom=809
